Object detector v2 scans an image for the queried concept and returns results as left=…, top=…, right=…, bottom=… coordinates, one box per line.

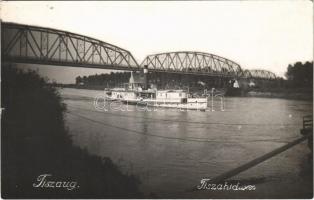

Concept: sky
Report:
left=1, top=1, right=313, bottom=83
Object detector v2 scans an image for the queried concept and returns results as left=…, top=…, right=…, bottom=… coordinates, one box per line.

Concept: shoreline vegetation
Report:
left=1, top=66, right=144, bottom=198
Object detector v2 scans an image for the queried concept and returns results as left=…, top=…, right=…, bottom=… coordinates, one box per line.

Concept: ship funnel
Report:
left=143, top=65, right=148, bottom=90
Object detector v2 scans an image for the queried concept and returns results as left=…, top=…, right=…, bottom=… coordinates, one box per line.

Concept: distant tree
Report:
left=75, top=76, right=82, bottom=84
left=82, top=76, right=87, bottom=84
left=285, top=61, right=313, bottom=88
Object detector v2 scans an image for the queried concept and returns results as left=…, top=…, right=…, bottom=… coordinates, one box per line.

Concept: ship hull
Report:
left=121, top=99, right=207, bottom=111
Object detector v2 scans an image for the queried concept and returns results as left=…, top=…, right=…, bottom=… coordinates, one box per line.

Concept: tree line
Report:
left=76, top=72, right=131, bottom=88
left=285, top=61, right=312, bottom=88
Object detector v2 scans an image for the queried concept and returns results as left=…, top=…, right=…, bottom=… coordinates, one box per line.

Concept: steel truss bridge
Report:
left=2, top=22, right=139, bottom=71
left=2, top=22, right=277, bottom=80
left=141, top=52, right=277, bottom=80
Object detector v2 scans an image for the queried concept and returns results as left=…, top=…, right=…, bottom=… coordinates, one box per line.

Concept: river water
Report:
left=60, top=88, right=312, bottom=198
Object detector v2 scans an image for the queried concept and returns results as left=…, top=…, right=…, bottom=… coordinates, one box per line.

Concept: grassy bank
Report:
left=1, top=66, right=143, bottom=198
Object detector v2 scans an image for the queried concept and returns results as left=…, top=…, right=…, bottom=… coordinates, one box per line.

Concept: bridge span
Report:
left=2, top=22, right=277, bottom=80
left=2, top=22, right=140, bottom=71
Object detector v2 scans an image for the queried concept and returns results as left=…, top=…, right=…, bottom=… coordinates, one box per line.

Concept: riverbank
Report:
left=245, top=88, right=313, bottom=101
left=55, top=84, right=106, bottom=91
left=2, top=67, right=143, bottom=198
